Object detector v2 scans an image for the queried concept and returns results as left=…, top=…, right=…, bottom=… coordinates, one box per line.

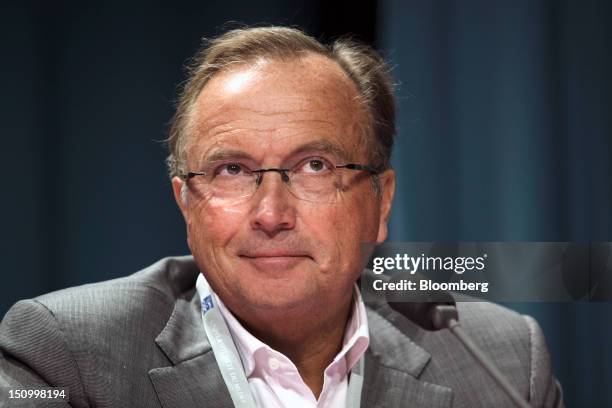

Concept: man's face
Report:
left=172, top=54, right=395, bottom=318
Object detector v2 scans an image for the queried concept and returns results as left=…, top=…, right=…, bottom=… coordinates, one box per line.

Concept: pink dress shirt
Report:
left=204, top=281, right=370, bottom=408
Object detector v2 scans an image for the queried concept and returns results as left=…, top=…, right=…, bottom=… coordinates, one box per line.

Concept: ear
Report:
left=171, top=176, right=189, bottom=219
left=376, top=169, right=395, bottom=244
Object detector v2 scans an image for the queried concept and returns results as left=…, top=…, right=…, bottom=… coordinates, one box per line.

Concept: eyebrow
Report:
left=290, top=140, right=352, bottom=162
left=203, top=149, right=253, bottom=164
left=200, top=139, right=353, bottom=166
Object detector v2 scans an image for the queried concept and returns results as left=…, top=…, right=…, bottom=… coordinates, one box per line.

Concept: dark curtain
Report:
left=1, top=1, right=610, bottom=406
left=382, top=1, right=612, bottom=406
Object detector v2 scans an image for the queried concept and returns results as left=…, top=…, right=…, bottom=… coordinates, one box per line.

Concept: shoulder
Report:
left=367, top=298, right=534, bottom=362
left=455, top=301, right=561, bottom=405
left=366, top=298, right=562, bottom=406
left=368, top=301, right=541, bottom=371
left=37, top=255, right=199, bottom=307
left=455, top=300, right=532, bottom=352
left=2, top=255, right=200, bottom=346
left=36, top=256, right=197, bottom=319
left=0, top=256, right=200, bottom=406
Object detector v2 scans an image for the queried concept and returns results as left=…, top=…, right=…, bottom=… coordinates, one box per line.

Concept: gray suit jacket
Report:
left=0, top=256, right=563, bottom=407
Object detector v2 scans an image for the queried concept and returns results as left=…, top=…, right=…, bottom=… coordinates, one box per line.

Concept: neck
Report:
left=235, top=295, right=354, bottom=398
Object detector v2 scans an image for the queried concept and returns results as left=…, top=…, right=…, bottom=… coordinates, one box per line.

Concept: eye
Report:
left=214, top=163, right=248, bottom=177
left=299, top=158, right=331, bottom=174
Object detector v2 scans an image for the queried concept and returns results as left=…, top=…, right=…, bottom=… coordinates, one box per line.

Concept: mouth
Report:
left=239, top=252, right=312, bottom=270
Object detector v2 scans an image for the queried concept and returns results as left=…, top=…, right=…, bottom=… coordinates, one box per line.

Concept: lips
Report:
left=240, top=252, right=310, bottom=259
left=239, top=251, right=312, bottom=271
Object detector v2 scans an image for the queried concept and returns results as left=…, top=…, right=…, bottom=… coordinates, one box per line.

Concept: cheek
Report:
left=186, top=199, right=249, bottom=254
left=333, top=192, right=380, bottom=238
left=304, top=193, right=378, bottom=274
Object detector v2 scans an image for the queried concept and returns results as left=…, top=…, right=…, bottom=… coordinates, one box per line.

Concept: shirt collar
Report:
left=196, top=273, right=370, bottom=378
left=337, top=286, right=370, bottom=371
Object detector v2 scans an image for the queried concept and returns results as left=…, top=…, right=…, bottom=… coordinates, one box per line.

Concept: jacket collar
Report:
left=361, top=300, right=453, bottom=408
left=148, top=288, right=234, bottom=408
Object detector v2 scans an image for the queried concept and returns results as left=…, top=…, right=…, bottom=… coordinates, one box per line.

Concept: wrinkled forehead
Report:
left=183, top=55, right=370, bottom=165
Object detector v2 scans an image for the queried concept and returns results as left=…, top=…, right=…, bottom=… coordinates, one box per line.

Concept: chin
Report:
left=237, top=284, right=319, bottom=312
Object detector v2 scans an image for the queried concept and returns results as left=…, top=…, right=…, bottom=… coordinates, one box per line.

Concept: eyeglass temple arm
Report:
left=181, top=171, right=206, bottom=180
left=336, top=163, right=382, bottom=174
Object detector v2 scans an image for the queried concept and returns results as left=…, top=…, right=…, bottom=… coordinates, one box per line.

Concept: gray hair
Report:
left=166, top=26, right=396, bottom=181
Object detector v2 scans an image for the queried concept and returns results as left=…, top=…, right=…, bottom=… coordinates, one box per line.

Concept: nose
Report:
left=249, top=171, right=296, bottom=237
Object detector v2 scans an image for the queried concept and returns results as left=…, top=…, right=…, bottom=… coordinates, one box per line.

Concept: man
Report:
left=0, top=26, right=562, bottom=407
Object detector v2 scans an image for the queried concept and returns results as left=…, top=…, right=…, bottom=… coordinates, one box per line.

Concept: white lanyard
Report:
left=197, top=276, right=364, bottom=408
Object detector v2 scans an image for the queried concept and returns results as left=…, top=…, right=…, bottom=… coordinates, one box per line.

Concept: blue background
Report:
left=1, top=1, right=610, bottom=406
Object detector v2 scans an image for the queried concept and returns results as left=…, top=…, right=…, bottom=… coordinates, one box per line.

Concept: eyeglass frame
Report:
left=181, top=162, right=380, bottom=180
left=178, top=161, right=383, bottom=201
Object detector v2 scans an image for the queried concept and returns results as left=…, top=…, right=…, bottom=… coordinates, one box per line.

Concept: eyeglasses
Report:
left=180, top=156, right=381, bottom=203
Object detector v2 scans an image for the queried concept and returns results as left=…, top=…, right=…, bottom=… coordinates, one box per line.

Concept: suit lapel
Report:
left=362, top=304, right=453, bottom=408
left=148, top=289, right=234, bottom=408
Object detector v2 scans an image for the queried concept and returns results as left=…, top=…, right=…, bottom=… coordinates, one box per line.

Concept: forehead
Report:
left=185, top=54, right=368, bottom=163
